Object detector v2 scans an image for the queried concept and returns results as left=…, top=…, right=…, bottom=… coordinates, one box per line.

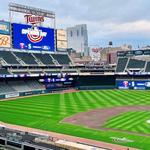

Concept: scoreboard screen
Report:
left=12, top=23, right=55, bottom=51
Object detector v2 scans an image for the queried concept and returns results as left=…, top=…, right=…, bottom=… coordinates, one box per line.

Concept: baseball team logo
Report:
left=24, top=15, right=44, bottom=25
left=27, top=26, right=43, bottom=43
left=22, top=26, right=47, bottom=43
left=123, top=81, right=129, bottom=87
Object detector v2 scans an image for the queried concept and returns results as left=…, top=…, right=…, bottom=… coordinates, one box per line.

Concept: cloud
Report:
left=1, top=0, right=150, bottom=47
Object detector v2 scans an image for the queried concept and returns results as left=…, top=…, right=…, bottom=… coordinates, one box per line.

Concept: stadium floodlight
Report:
left=9, top=3, right=55, bottom=19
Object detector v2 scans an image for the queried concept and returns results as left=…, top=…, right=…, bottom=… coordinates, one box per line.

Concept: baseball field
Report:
left=0, top=90, right=150, bottom=149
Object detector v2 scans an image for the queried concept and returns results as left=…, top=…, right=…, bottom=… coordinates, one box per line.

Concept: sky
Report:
left=0, top=0, right=150, bottom=48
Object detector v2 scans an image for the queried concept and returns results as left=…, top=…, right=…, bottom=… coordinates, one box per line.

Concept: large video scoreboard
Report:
left=12, top=23, right=55, bottom=51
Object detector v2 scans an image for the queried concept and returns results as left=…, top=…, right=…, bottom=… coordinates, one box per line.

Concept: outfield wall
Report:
left=1, top=74, right=150, bottom=100
left=76, top=75, right=116, bottom=90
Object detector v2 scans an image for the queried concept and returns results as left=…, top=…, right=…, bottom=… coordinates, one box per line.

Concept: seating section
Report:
left=25, top=80, right=45, bottom=90
left=0, top=50, right=73, bottom=67
left=9, top=81, right=32, bottom=92
left=145, top=62, right=150, bottom=72
left=44, top=70, right=61, bottom=74
left=0, top=82, right=16, bottom=94
left=62, top=70, right=77, bottom=73
left=7, top=80, right=45, bottom=93
left=14, top=52, right=38, bottom=65
left=0, top=51, right=20, bottom=65
left=116, top=58, right=128, bottom=72
left=29, top=70, right=44, bottom=74
left=33, top=53, right=54, bottom=65
left=0, top=68, right=10, bottom=75
left=116, top=57, right=150, bottom=73
left=51, top=54, right=71, bottom=65
left=11, top=70, right=29, bottom=75
left=127, top=59, right=146, bottom=69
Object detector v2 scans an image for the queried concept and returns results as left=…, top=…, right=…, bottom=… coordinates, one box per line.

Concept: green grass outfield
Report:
left=104, top=111, right=150, bottom=134
left=0, top=90, right=150, bottom=149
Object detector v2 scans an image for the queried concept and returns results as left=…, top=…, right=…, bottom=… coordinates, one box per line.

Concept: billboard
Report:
left=116, top=80, right=150, bottom=90
left=56, top=29, right=67, bottom=49
left=12, top=23, right=55, bottom=51
left=0, top=21, right=10, bottom=35
left=0, top=34, right=11, bottom=47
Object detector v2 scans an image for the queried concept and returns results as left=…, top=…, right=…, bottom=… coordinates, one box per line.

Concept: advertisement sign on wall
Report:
left=12, top=23, right=55, bottom=51
left=0, top=34, right=11, bottom=47
left=0, top=21, right=10, bottom=35
left=5, top=92, right=19, bottom=98
left=116, top=80, right=150, bottom=90
left=56, top=29, right=67, bottom=49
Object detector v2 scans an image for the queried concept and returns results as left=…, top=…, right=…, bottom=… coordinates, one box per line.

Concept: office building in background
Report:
left=67, top=24, right=89, bottom=56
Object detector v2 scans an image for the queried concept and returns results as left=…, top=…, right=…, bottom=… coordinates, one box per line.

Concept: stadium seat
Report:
left=13, top=52, right=38, bottom=65
left=127, top=59, right=146, bottom=69
left=145, top=62, right=150, bottom=72
left=0, top=68, right=10, bottom=75
left=51, top=54, right=72, bottom=65
left=25, top=80, right=45, bottom=90
left=33, top=53, right=55, bottom=66
left=116, top=58, right=128, bottom=72
left=0, top=82, right=16, bottom=94
left=0, top=50, right=20, bottom=66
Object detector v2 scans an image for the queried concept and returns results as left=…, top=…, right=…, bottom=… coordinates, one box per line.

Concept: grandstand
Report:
left=0, top=80, right=45, bottom=94
left=0, top=48, right=75, bottom=76
left=116, top=50, right=150, bottom=74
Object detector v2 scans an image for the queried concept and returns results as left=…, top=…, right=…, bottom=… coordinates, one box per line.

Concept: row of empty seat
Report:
left=0, top=50, right=72, bottom=66
left=0, top=80, right=45, bottom=95
left=127, top=59, right=146, bottom=69
left=0, top=82, right=16, bottom=94
left=146, top=62, right=150, bottom=72
left=0, top=68, right=10, bottom=75
left=0, top=68, right=78, bottom=75
left=116, top=57, right=150, bottom=73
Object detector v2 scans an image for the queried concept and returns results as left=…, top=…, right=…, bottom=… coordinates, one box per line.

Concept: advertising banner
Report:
left=57, top=41, right=67, bottom=49
left=56, top=29, right=67, bottom=49
left=5, top=92, right=19, bottom=98
left=12, top=23, right=55, bottom=51
left=0, top=34, right=11, bottom=47
left=116, top=80, right=150, bottom=90
left=0, top=21, right=10, bottom=35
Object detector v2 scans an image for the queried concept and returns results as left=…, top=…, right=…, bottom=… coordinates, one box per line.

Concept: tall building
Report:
left=67, top=24, right=89, bottom=56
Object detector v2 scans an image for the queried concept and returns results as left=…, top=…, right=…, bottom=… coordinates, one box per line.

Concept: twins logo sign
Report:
left=12, top=23, right=55, bottom=51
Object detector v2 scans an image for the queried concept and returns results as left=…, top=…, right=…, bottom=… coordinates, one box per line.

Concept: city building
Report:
left=67, top=24, right=89, bottom=56
left=101, top=44, right=132, bottom=64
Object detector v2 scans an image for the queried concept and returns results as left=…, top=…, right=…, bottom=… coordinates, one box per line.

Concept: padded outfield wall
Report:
left=77, top=74, right=150, bottom=90
left=76, top=75, right=116, bottom=90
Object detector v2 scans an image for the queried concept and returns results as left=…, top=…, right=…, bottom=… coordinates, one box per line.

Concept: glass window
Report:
left=81, top=27, right=84, bottom=36
left=77, top=30, right=79, bottom=36
left=70, top=31, right=73, bottom=37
